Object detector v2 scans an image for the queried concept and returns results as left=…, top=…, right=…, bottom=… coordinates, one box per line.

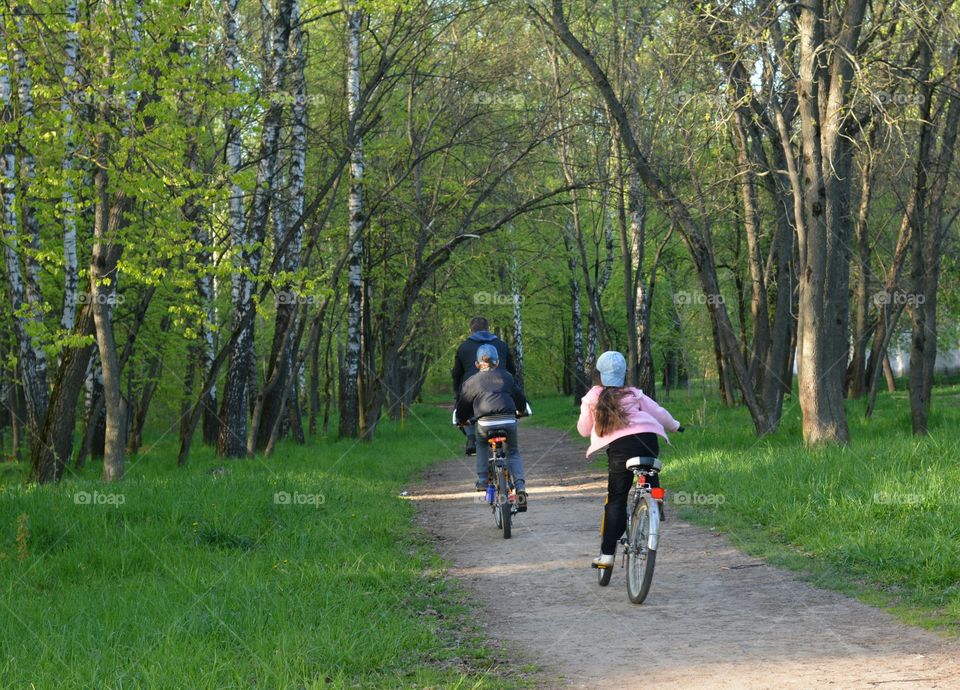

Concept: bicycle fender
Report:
left=646, top=496, right=660, bottom=551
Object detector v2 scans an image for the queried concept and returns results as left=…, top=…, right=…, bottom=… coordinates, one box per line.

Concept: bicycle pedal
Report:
left=591, top=562, right=611, bottom=569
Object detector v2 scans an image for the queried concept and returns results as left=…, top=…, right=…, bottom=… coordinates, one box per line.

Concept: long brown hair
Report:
left=594, top=387, right=632, bottom=436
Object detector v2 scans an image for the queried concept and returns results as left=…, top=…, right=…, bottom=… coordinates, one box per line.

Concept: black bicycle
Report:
left=477, top=415, right=519, bottom=538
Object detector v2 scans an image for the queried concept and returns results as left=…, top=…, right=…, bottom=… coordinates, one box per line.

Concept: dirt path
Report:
left=409, top=425, right=960, bottom=689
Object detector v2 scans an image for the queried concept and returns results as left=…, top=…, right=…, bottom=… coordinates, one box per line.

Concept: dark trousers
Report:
left=601, top=433, right=660, bottom=555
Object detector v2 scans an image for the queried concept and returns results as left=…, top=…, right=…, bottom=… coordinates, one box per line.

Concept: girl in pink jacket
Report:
left=578, top=351, right=681, bottom=568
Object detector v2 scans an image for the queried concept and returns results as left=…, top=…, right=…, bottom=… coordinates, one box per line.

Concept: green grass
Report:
left=532, top=385, right=960, bottom=634
left=0, top=406, right=527, bottom=688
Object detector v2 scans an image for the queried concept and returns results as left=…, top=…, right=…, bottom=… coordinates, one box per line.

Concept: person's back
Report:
left=457, top=367, right=522, bottom=421
left=452, top=316, right=516, bottom=455
left=578, top=351, right=680, bottom=567
left=455, top=344, right=528, bottom=506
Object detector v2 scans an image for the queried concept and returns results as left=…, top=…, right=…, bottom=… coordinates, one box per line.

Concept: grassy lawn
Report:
left=531, top=383, right=960, bottom=635
left=0, top=406, right=527, bottom=688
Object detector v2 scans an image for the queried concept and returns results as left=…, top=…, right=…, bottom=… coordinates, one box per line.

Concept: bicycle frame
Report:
left=487, top=435, right=513, bottom=504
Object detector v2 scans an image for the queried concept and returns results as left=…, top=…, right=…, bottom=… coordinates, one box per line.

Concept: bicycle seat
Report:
left=475, top=415, right=517, bottom=430
left=625, top=456, right=661, bottom=471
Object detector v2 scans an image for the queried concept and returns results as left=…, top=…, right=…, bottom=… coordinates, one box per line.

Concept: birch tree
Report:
left=60, top=0, right=80, bottom=332
left=217, top=0, right=295, bottom=457
left=2, top=7, right=49, bottom=461
left=339, top=0, right=364, bottom=439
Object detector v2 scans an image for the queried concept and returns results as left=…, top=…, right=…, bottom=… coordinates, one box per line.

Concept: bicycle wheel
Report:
left=498, top=467, right=512, bottom=539
left=626, top=500, right=656, bottom=604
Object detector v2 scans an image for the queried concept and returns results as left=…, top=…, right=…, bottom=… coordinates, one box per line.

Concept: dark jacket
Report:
left=451, top=331, right=516, bottom=395
left=455, top=368, right=527, bottom=424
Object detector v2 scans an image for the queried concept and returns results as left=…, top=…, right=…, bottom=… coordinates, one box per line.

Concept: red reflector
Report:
left=651, top=488, right=665, bottom=500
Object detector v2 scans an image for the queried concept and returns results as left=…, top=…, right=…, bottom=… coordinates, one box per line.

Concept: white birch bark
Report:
left=339, top=0, right=364, bottom=438
left=13, top=5, right=43, bottom=308
left=61, top=0, right=80, bottom=331
left=1, top=9, right=50, bottom=452
left=218, top=0, right=294, bottom=456
left=510, top=253, right=524, bottom=391
left=563, top=219, right=585, bottom=400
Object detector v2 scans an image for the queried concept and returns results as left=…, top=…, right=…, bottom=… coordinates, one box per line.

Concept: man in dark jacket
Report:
left=455, top=344, right=527, bottom=502
left=452, top=316, right=516, bottom=455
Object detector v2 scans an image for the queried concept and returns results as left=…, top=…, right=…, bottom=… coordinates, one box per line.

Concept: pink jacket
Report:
left=577, top=385, right=680, bottom=457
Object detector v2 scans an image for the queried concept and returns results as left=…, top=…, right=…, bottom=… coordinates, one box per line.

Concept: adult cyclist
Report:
left=452, top=316, right=517, bottom=456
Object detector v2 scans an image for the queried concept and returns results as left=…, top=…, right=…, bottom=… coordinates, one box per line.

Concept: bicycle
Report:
left=475, top=414, right=521, bottom=538
left=593, top=456, right=665, bottom=604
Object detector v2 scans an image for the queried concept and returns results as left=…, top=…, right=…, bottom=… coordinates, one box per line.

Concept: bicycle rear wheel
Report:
left=626, top=500, right=656, bottom=604
left=497, top=467, right=512, bottom=539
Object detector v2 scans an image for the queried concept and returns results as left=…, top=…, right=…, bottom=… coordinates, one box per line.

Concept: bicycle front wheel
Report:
left=497, top=468, right=512, bottom=539
left=626, top=500, right=656, bottom=604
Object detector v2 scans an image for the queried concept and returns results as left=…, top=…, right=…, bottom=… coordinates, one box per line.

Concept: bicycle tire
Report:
left=626, top=500, right=656, bottom=604
left=498, top=467, right=512, bottom=539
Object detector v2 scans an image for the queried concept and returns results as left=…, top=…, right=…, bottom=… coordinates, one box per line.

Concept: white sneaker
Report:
left=592, top=554, right=615, bottom=568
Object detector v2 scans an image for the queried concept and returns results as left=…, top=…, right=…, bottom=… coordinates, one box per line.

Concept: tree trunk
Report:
left=27, top=301, right=95, bottom=481
left=510, top=254, right=525, bottom=392
left=883, top=355, right=896, bottom=392
left=614, top=140, right=639, bottom=386
left=218, top=0, right=294, bottom=456
left=791, top=0, right=866, bottom=445
left=89, top=0, right=145, bottom=482
left=732, top=111, right=770, bottom=389
left=60, top=0, right=81, bottom=332
left=847, top=123, right=879, bottom=398
left=564, top=221, right=587, bottom=402
left=339, top=0, right=365, bottom=439
left=2, top=9, right=50, bottom=463
left=906, top=40, right=937, bottom=434
left=909, top=48, right=959, bottom=433
left=128, top=313, right=172, bottom=454
left=254, top=3, right=307, bottom=452
left=91, top=156, right=127, bottom=482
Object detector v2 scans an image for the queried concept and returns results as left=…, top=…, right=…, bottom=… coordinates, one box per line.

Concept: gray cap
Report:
left=595, top=351, right=626, bottom=387
left=476, top=344, right=500, bottom=363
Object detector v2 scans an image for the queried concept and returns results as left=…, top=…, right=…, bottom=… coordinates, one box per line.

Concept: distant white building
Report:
left=887, top=347, right=960, bottom=377
left=791, top=342, right=960, bottom=377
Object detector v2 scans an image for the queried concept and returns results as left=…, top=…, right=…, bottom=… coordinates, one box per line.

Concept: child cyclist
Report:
left=577, top=351, right=681, bottom=568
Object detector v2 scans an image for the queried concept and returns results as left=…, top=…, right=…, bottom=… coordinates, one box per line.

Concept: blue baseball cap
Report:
left=595, top=351, right=626, bottom=387
left=476, top=344, right=500, bottom=363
